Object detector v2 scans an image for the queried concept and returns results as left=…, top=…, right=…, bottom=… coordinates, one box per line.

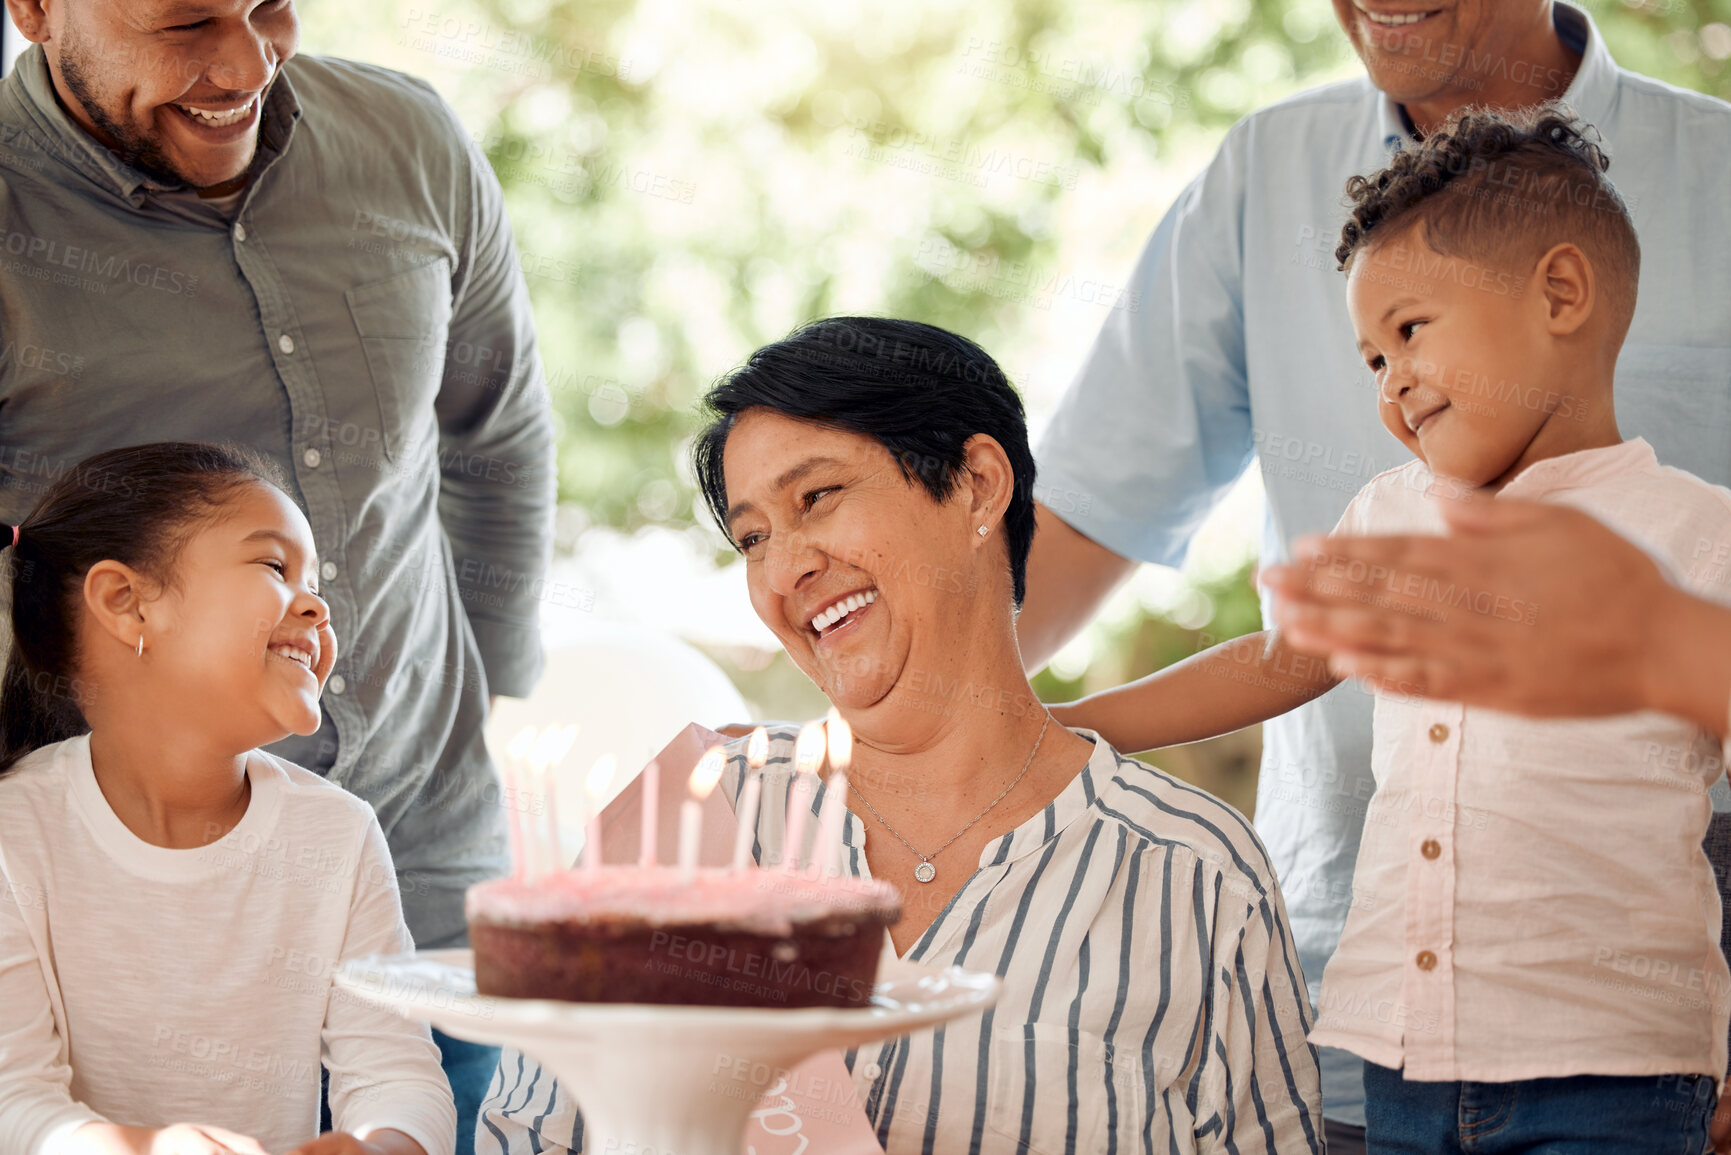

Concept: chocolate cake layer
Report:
left=467, top=867, right=902, bottom=1008
left=472, top=913, right=887, bottom=1007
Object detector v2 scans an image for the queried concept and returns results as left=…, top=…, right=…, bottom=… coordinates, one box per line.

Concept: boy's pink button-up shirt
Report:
left=1310, top=438, right=1731, bottom=1083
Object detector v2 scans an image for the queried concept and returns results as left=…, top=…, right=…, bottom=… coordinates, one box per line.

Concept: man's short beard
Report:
left=57, top=22, right=255, bottom=189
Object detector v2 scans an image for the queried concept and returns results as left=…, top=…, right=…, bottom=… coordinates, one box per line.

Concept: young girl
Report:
left=0, top=443, right=454, bottom=1155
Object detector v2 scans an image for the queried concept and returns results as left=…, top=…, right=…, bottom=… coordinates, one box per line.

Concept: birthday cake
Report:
left=466, top=867, right=903, bottom=1008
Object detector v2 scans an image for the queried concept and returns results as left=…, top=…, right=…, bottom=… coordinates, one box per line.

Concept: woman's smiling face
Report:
left=721, top=409, right=993, bottom=713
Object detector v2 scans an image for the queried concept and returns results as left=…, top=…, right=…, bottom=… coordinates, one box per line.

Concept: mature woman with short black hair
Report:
left=481, top=317, right=1323, bottom=1153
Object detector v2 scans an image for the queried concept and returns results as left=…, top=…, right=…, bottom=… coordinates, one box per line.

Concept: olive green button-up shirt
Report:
left=0, top=46, right=555, bottom=947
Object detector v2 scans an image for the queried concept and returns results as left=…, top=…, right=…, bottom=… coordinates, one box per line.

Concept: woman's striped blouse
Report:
left=478, top=726, right=1323, bottom=1154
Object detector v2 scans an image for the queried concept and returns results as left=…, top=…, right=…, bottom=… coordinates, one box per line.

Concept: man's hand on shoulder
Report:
left=1264, top=492, right=1731, bottom=736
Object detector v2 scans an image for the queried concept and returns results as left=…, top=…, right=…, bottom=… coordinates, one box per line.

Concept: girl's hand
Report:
left=148, top=1125, right=270, bottom=1155
left=281, top=1130, right=426, bottom=1155
left=278, top=1136, right=375, bottom=1155
left=67, top=1121, right=269, bottom=1155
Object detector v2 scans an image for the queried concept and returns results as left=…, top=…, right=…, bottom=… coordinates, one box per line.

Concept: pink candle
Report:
left=503, top=761, right=529, bottom=881
left=638, top=760, right=660, bottom=867
left=542, top=771, right=561, bottom=875
left=731, top=774, right=763, bottom=871
left=813, top=709, right=853, bottom=878
left=677, top=800, right=703, bottom=883
left=731, top=727, right=769, bottom=871
left=535, top=726, right=579, bottom=876
left=783, top=720, right=826, bottom=872
left=504, top=728, right=538, bottom=881
left=681, top=747, right=726, bottom=881
left=584, top=754, right=616, bottom=872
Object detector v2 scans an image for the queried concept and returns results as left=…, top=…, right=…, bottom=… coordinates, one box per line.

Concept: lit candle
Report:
left=731, top=774, right=763, bottom=871
left=584, top=754, right=616, bottom=872
left=814, top=709, right=852, bottom=878
left=638, top=760, right=660, bottom=867
left=783, top=720, right=825, bottom=872
left=730, top=728, right=770, bottom=871
left=504, top=727, right=537, bottom=881
left=534, top=726, right=579, bottom=875
left=681, top=746, right=727, bottom=881
left=540, top=767, right=560, bottom=876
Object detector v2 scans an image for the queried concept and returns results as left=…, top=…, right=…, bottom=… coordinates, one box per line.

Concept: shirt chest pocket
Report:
left=344, top=259, right=453, bottom=463
left=986, top=1022, right=1146, bottom=1154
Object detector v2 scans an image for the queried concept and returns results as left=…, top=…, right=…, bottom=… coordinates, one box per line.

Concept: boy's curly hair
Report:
left=1335, top=105, right=1640, bottom=336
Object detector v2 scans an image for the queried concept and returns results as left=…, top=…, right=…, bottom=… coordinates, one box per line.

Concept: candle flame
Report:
left=825, top=708, right=852, bottom=774
left=586, top=754, right=617, bottom=799
left=746, top=726, right=770, bottom=769
left=690, top=746, right=726, bottom=800
left=507, top=726, right=537, bottom=762
left=532, top=724, right=578, bottom=770
left=794, top=719, right=826, bottom=775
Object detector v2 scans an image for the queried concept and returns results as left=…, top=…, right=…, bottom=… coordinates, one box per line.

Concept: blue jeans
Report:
left=1363, top=1061, right=1716, bottom=1154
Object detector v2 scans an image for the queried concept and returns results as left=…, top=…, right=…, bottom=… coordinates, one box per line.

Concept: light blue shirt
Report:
left=1036, top=3, right=1731, bottom=1124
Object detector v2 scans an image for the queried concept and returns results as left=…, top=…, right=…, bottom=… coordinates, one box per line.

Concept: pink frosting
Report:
left=467, top=866, right=902, bottom=935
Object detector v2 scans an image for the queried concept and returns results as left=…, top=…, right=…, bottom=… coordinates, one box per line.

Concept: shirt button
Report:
left=862, top=1062, right=882, bottom=1080
left=320, top=561, right=338, bottom=581
left=1416, top=950, right=1437, bottom=971
left=278, top=333, right=295, bottom=355
left=327, top=674, right=347, bottom=695
left=1421, top=839, right=1441, bottom=860
left=1428, top=723, right=1449, bottom=743
left=234, top=222, right=247, bottom=242
left=302, top=447, right=322, bottom=468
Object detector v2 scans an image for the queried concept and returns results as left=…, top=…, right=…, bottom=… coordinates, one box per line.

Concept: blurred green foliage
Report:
left=310, top=0, right=1731, bottom=810
left=423, top=0, right=1731, bottom=532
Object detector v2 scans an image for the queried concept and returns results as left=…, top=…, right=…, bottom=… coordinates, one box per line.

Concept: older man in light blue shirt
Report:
left=1020, top=3, right=1731, bottom=1146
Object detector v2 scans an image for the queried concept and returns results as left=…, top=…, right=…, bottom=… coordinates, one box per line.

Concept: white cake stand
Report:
left=335, top=949, right=999, bottom=1155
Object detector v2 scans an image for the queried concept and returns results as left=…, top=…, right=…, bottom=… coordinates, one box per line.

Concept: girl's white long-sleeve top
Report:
left=0, top=734, right=456, bottom=1155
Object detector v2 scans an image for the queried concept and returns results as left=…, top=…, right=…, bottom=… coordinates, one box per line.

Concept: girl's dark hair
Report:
left=693, top=317, right=1038, bottom=605
left=0, top=442, right=289, bottom=775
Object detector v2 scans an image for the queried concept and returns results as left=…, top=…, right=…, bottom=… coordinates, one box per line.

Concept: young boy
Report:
left=1054, top=108, right=1731, bottom=1151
